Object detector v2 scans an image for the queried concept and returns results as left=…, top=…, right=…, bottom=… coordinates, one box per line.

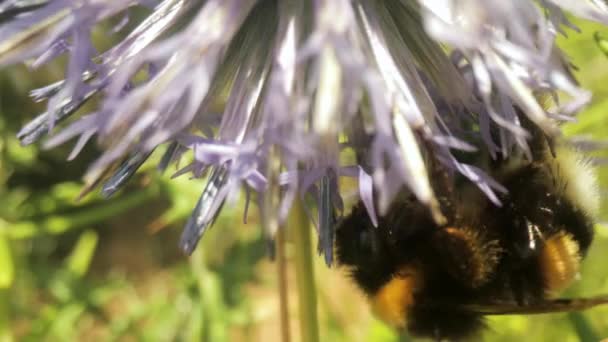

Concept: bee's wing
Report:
left=461, top=295, right=608, bottom=315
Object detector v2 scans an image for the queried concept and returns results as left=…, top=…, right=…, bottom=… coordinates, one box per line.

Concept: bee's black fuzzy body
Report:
left=335, top=137, right=600, bottom=340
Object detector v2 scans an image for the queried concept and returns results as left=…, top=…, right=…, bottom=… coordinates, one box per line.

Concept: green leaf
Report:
left=0, top=235, right=13, bottom=289
left=594, top=32, right=608, bottom=58
left=47, top=303, right=86, bottom=340
left=366, top=318, right=400, bottom=342
left=65, top=230, right=98, bottom=278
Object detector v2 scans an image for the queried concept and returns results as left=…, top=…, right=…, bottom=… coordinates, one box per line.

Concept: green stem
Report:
left=290, top=199, right=319, bottom=342
left=0, top=289, right=10, bottom=342
left=568, top=312, right=598, bottom=342
left=276, top=224, right=291, bottom=342
left=4, top=183, right=160, bottom=240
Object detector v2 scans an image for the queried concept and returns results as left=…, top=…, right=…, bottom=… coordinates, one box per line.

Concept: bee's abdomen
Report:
left=538, top=232, right=581, bottom=295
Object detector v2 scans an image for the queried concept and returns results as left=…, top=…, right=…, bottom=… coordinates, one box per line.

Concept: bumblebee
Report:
left=335, top=127, right=607, bottom=340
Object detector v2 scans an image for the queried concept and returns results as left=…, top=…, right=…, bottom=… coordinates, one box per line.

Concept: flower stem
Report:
left=276, top=224, right=291, bottom=342
left=0, top=289, right=10, bottom=342
left=290, top=199, right=319, bottom=342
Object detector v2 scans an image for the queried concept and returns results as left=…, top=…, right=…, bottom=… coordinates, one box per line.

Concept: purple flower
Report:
left=2, top=0, right=607, bottom=260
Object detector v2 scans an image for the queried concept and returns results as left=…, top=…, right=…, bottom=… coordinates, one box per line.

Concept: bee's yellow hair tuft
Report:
left=370, top=266, right=422, bottom=329
left=546, top=146, right=600, bottom=217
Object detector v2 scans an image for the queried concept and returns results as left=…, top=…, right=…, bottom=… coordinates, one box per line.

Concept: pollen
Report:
left=539, top=232, right=581, bottom=295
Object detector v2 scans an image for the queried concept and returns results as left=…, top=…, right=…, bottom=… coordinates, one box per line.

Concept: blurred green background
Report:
left=1, top=17, right=608, bottom=342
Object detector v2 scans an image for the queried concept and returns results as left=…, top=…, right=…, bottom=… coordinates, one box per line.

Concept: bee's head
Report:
left=335, top=203, right=397, bottom=294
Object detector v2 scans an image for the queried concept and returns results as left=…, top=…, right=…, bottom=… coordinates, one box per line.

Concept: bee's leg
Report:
left=432, top=226, right=501, bottom=289
left=509, top=272, right=533, bottom=306
left=503, top=234, right=580, bottom=305
left=433, top=327, right=441, bottom=342
left=506, top=229, right=581, bottom=303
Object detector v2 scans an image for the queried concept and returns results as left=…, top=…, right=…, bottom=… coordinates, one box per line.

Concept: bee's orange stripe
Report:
left=370, top=267, right=422, bottom=328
